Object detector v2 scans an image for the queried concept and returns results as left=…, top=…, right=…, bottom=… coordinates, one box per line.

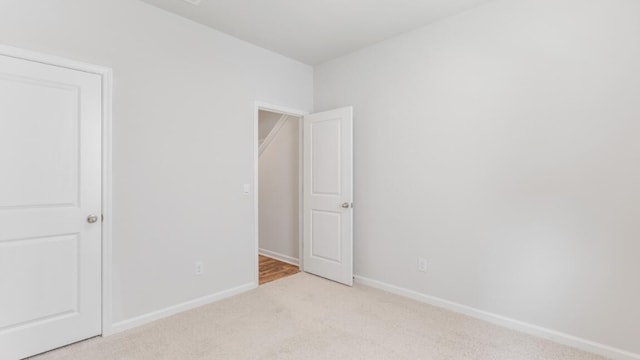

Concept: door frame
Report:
left=0, top=44, right=114, bottom=336
left=252, top=102, right=308, bottom=285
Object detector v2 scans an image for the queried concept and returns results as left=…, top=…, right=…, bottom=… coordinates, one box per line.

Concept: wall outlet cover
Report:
left=418, top=257, right=428, bottom=272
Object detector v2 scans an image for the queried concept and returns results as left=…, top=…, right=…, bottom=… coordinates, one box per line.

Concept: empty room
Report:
left=0, top=0, right=638, bottom=359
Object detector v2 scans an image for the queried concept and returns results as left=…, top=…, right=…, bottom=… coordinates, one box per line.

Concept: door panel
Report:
left=303, top=107, right=353, bottom=286
left=0, top=74, right=79, bottom=208
left=310, top=118, right=341, bottom=195
left=310, top=210, right=342, bottom=262
left=0, top=54, right=102, bottom=360
left=0, top=234, right=79, bottom=330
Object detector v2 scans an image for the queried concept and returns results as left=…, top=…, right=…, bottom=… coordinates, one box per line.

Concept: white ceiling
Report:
left=141, top=0, right=491, bottom=65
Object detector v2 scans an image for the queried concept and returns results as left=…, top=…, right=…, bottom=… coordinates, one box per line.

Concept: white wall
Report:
left=315, top=0, right=640, bottom=356
left=258, top=110, right=282, bottom=142
left=0, top=0, right=313, bottom=326
left=259, top=117, right=300, bottom=263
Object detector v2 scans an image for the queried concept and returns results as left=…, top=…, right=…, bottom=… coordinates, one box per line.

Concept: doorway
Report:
left=255, top=107, right=303, bottom=285
left=253, top=103, right=354, bottom=287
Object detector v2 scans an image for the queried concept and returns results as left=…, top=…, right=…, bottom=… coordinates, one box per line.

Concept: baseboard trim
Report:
left=354, top=275, right=639, bottom=360
left=259, top=248, right=299, bottom=266
left=110, top=282, right=256, bottom=334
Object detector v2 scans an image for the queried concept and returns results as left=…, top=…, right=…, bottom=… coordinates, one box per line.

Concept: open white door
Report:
left=0, top=54, right=102, bottom=359
left=303, top=107, right=353, bottom=286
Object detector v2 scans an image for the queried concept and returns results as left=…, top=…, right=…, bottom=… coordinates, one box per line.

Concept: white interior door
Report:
left=0, top=54, right=102, bottom=359
left=303, top=107, right=353, bottom=286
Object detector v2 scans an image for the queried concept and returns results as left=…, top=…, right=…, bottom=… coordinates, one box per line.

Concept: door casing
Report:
left=0, top=44, right=114, bottom=336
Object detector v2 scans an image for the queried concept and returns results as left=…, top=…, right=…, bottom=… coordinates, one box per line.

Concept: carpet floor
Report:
left=32, top=273, right=605, bottom=360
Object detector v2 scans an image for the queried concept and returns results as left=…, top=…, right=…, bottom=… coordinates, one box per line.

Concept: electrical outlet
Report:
left=195, top=261, right=204, bottom=275
left=418, top=257, right=428, bottom=272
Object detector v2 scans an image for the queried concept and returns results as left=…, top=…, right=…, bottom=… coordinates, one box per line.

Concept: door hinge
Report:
left=101, top=214, right=104, bottom=223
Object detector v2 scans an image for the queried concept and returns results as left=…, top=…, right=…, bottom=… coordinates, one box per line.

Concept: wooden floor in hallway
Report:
left=259, top=255, right=300, bottom=285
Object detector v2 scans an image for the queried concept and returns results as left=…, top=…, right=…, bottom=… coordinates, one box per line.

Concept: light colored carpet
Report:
left=32, top=273, right=605, bottom=360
